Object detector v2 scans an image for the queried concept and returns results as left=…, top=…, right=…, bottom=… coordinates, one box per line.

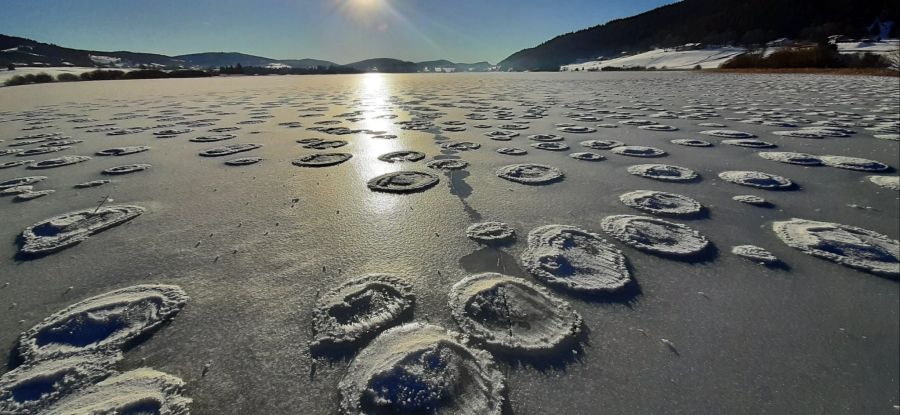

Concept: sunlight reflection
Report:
left=352, top=73, right=409, bottom=215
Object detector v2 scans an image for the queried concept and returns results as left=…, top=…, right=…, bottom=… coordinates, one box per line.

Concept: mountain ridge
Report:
left=1, top=34, right=494, bottom=72
left=498, top=0, right=899, bottom=70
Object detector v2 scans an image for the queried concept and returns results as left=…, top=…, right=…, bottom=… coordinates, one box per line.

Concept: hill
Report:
left=416, top=60, right=494, bottom=72
left=1, top=34, right=185, bottom=67
left=499, top=0, right=900, bottom=70
left=174, top=52, right=275, bottom=68
left=1, top=33, right=494, bottom=72
left=173, top=53, right=338, bottom=69
left=278, top=58, right=338, bottom=69
left=345, top=58, right=418, bottom=73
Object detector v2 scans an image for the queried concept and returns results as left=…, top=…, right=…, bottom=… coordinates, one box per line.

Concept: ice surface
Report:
left=0, top=72, right=897, bottom=415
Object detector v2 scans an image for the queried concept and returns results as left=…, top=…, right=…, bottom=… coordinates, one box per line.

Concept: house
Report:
left=766, top=38, right=794, bottom=47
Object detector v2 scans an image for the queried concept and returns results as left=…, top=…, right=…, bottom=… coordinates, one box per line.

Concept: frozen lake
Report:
left=0, top=72, right=898, bottom=414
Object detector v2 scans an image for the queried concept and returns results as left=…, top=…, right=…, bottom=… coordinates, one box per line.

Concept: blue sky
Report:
left=1, top=0, right=669, bottom=64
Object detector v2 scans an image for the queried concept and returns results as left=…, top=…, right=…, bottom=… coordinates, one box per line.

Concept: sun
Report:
left=349, top=0, right=383, bottom=11
left=332, top=0, right=390, bottom=26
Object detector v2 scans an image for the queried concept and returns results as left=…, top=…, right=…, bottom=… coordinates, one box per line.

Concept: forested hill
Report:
left=498, top=0, right=899, bottom=70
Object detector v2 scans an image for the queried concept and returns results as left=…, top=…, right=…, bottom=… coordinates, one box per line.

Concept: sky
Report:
left=1, top=0, right=670, bottom=64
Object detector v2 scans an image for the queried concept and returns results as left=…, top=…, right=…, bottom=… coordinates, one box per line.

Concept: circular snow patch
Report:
left=0, top=160, right=34, bottom=169
left=569, top=152, right=604, bottom=161
left=528, top=134, right=564, bottom=142
left=530, top=142, right=569, bottom=151
left=772, top=218, right=899, bottom=277
left=466, top=222, right=516, bottom=244
left=441, top=142, right=481, bottom=151
left=292, top=153, right=352, bottom=167
left=601, top=215, right=710, bottom=258
left=579, top=139, right=624, bottom=150
left=15, top=190, right=54, bottom=201
left=225, top=157, right=263, bottom=166
left=311, top=274, right=414, bottom=352
left=867, top=175, right=899, bottom=191
left=638, top=124, right=678, bottom=131
left=95, top=146, right=150, bottom=156
left=484, top=131, right=518, bottom=140
left=338, top=323, right=504, bottom=415
left=27, top=156, right=91, bottom=170
left=521, top=225, right=631, bottom=293
left=367, top=171, right=439, bottom=193
left=19, top=146, right=70, bottom=157
left=496, top=147, right=527, bottom=156
left=731, top=245, right=780, bottom=265
left=449, top=273, right=582, bottom=354
left=722, top=139, right=776, bottom=148
left=699, top=129, right=756, bottom=138
left=198, top=143, right=261, bottom=157
left=820, top=155, right=890, bottom=172
left=0, top=176, right=47, bottom=190
left=627, top=164, right=698, bottom=182
left=377, top=151, right=426, bottom=163
left=557, top=126, right=596, bottom=134
left=732, top=195, right=769, bottom=206
left=758, top=152, right=822, bottom=166
left=671, top=139, right=712, bottom=147
left=18, top=284, right=187, bottom=361
left=73, top=180, right=110, bottom=189
left=610, top=146, right=666, bottom=157
left=772, top=130, right=824, bottom=139
left=426, top=159, right=469, bottom=170
left=102, top=164, right=151, bottom=175
left=43, top=369, right=191, bottom=415
left=0, top=353, right=118, bottom=414
left=190, top=134, right=236, bottom=142
left=496, top=164, right=563, bottom=185
left=718, top=171, right=793, bottom=189
left=297, top=139, right=348, bottom=150
left=619, top=190, right=702, bottom=216
left=20, top=205, right=145, bottom=256
left=153, top=128, right=192, bottom=136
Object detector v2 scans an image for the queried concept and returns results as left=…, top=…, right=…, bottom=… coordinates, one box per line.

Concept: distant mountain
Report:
left=0, top=34, right=184, bottom=67
left=416, top=60, right=494, bottom=72
left=345, top=58, right=418, bottom=73
left=278, top=58, right=337, bottom=69
left=1, top=33, right=494, bottom=73
left=174, top=53, right=337, bottom=69
left=174, top=52, right=275, bottom=68
left=499, top=0, right=899, bottom=70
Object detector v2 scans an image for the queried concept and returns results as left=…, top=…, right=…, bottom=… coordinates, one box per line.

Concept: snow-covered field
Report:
left=561, top=47, right=747, bottom=71
left=0, top=72, right=898, bottom=414
left=836, top=39, right=900, bottom=55
left=562, top=40, right=900, bottom=71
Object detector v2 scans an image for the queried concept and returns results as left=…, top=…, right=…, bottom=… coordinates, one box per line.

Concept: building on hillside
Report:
left=828, top=35, right=853, bottom=44
left=766, top=38, right=794, bottom=47
left=675, top=43, right=703, bottom=51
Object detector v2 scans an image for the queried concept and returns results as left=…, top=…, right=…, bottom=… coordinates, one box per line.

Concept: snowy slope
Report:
left=835, top=39, right=899, bottom=55
left=561, top=47, right=746, bottom=71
